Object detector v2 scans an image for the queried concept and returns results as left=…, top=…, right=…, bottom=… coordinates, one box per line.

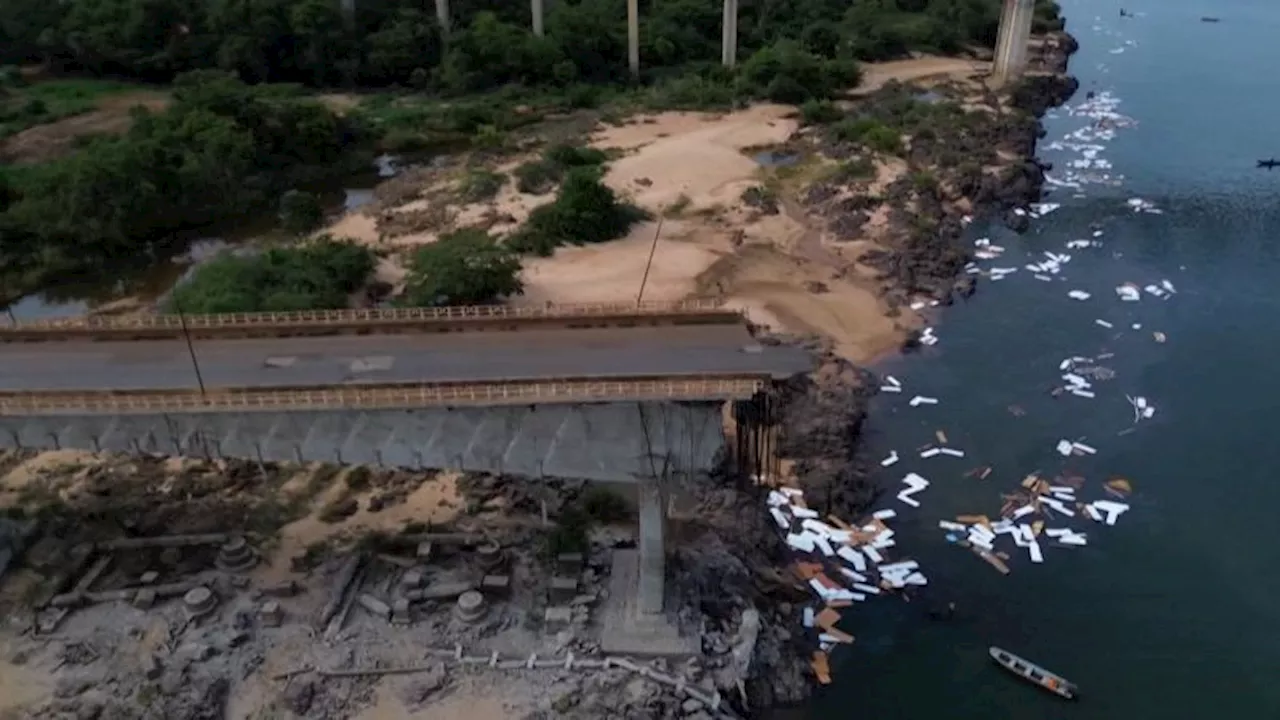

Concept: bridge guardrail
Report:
left=0, top=376, right=765, bottom=415
left=0, top=300, right=742, bottom=340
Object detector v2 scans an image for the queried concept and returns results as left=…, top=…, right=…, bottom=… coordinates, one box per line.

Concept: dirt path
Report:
left=853, top=56, right=990, bottom=95
left=0, top=91, right=170, bottom=164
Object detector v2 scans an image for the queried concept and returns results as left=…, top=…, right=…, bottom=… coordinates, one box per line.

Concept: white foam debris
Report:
left=1029, top=202, right=1061, bottom=216
left=908, top=395, right=939, bottom=407
left=880, top=450, right=900, bottom=467
left=1068, top=290, right=1092, bottom=301
left=1115, top=283, right=1142, bottom=302
left=919, top=327, right=939, bottom=346
left=1095, top=319, right=1114, bottom=328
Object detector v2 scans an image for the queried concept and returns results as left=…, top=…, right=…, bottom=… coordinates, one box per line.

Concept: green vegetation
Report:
left=166, top=237, right=375, bottom=314
left=509, top=167, right=647, bottom=256
left=514, top=142, right=609, bottom=194
left=0, top=71, right=368, bottom=296
left=1, top=0, right=1062, bottom=98
left=456, top=168, right=506, bottom=201
left=400, top=228, right=524, bottom=306
left=277, top=189, right=325, bottom=235
left=0, top=76, right=143, bottom=138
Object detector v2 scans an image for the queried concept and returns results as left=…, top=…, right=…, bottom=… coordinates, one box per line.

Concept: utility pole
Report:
left=532, top=0, right=545, bottom=36
left=171, top=290, right=207, bottom=398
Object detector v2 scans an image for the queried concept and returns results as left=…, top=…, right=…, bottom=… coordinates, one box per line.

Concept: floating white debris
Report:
left=909, top=396, right=939, bottom=407
left=1068, top=290, right=1091, bottom=301
left=885, top=375, right=902, bottom=388
left=1056, top=439, right=1075, bottom=456
left=939, top=448, right=966, bottom=458
left=770, top=508, right=790, bottom=529
left=1072, top=441, right=1097, bottom=455
left=1095, top=319, right=1114, bottom=328
left=1091, top=500, right=1130, bottom=526
left=1030, top=202, right=1061, bottom=216
left=920, top=447, right=942, bottom=459
left=791, top=506, right=819, bottom=519
left=1115, top=283, right=1141, bottom=302
left=938, top=520, right=966, bottom=531
left=880, top=451, right=900, bottom=467
left=919, top=327, right=939, bottom=346
left=872, top=509, right=897, bottom=521
left=786, top=532, right=817, bottom=553
left=1028, top=542, right=1044, bottom=563
left=880, top=384, right=903, bottom=393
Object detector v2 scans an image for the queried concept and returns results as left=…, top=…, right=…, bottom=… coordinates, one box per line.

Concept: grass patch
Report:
left=0, top=78, right=143, bottom=139
left=457, top=168, right=506, bottom=201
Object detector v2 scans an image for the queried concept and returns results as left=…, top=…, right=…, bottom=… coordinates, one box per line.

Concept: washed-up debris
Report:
left=1126, top=197, right=1163, bottom=214
left=1115, top=283, right=1141, bottom=302
left=1125, top=394, right=1155, bottom=422
left=897, top=473, right=929, bottom=507
left=974, top=238, right=1007, bottom=259
left=1055, top=440, right=1097, bottom=456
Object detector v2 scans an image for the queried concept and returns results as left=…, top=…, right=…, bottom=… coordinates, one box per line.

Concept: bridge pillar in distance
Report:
left=636, top=473, right=667, bottom=614
left=532, top=0, right=545, bottom=36
left=435, top=0, right=451, bottom=40
left=627, top=0, right=640, bottom=78
left=992, top=0, right=1035, bottom=86
left=721, top=0, right=739, bottom=68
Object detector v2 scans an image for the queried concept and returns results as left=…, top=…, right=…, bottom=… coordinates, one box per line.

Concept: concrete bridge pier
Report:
left=532, top=0, right=545, bottom=36
left=434, top=0, right=450, bottom=40
left=627, top=0, right=640, bottom=78
left=720, top=0, right=739, bottom=68
left=636, top=473, right=668, bottom=614
left=992, top=0, right=1035, bottom=86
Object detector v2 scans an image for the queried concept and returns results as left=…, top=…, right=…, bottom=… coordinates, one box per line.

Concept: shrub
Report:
left=277, top=189, right=324, bottom=235
left=509, top=167, right=643, bottom=256
left=457, top=169, right=505, bottom=202
left=400, top=227, right=523, bottom=306
left=168, top=236, right=375, bottom=313
left=800, top=99, right=843, bottom=125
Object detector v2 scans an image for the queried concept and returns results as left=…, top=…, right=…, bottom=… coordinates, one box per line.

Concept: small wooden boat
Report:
left=988, top=646, right=1079, bottom=700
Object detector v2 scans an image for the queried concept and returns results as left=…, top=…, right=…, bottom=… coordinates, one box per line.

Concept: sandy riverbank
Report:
left=319, top=56, right=1025, bottom=363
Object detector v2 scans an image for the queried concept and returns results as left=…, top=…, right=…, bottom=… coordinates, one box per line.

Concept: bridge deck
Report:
left=0, top=325, right=811, bottom=393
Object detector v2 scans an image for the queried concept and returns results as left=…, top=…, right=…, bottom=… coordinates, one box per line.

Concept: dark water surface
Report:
left=809, top=1, right=1280, bottom=717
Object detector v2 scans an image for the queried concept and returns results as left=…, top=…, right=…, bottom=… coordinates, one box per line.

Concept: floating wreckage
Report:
left=766, top=484, right=934, bottom=681
left=1258, top=158, right=1279, bottom=170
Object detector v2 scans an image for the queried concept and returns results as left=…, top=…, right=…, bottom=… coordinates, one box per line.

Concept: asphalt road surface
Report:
left=0, top=325, right=813, bottom=393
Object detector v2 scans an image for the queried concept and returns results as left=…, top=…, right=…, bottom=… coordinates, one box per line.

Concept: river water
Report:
left=808, top=0, right=1280, bottom=717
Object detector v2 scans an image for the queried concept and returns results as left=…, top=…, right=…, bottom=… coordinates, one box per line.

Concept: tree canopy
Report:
left=167, top=236, right=376, bottom=313
left=0, top=71, right=366, bottom=293
left=400, top=228, right=523, bottom=306
left=1, top=0, right=1063, bottom=94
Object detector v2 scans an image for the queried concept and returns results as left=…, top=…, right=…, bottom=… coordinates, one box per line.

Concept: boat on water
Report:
left=988, top=646, right=1079, bottom=700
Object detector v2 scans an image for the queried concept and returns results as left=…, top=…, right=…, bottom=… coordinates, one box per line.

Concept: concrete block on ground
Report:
left=481, top=574, right=510, bottom=599
left=544, top=606, right=573, bottom=632
left=549, top=575, right=579, bottom=604
left=556, top=552, right=584, bottom=575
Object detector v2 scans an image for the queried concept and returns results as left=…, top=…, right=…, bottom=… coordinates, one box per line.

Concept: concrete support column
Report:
left=627, top=0, right=640, bottom=79
left=532, top=0, right=544, bottom=37
left=992, top=0, right=1035, bottom=86
left=637, top=473, right=667, bottom=615
left=434, top=0, right=451, bottom=41
left=721, top=0, right=738, bottom=68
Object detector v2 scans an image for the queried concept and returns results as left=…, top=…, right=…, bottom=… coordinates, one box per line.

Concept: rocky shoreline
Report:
left=708, top=34, right=1082, bottom=716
